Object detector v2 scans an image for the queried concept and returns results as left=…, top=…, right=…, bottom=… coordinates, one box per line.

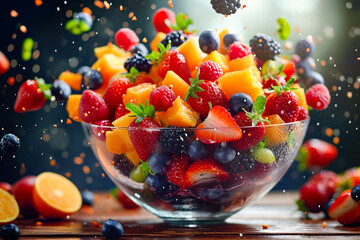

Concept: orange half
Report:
left=33, top=172, right=82, bottom=219
left=0, top=188, right=19, bottom=224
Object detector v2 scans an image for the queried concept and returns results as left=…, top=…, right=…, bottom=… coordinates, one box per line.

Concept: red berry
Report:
left=231, top=112, right=265, bottom=151
left=14, top=80, right=46, bottom=113
left=0, top=51, right=10, bottom=75
left=306, top=84, right=330, bottom=110
left=262, top=75, right=286, bottom=89
left=115, top=28, right=139, bottom=51
left=297, top=106, right=308, bottom=121
left=114, top=104, right=129, bottom=120
left=166, top=155, right=191, bottom=187
left=282, top=60, right=296, bottom=80
left=299, top=180, right=333, bottom=213
left=228, top=42, right=251, bottom=60
left=12, top=176, right=38, bottom=218
left=117, top=189, right=139, bottom=209
left=131, top=73, right=153, bottom=86
left=198, top=60, right=223, bottom=82
left=152, top=8, right=175, bottom=34
left=264, top=91, right=300, bottom=123
left=149, top=86, right=176, bottom=111
left=300, top=139, right=338, bottom=169
left=311, top=170, right=339, bottom=192
left=103, top=77, right=130, bottom=112
left=187, top=80, right=228, bottom=118
left=92, top=120, right=112, bottom=141
left=158, top=50, right=191, bottom=84
left=0, top=182, right=12, bottom=193
left=79, top=90, right=110, bottom=123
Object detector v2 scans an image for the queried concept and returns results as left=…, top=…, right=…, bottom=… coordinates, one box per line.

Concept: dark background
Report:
left=0, top=0, right=359, bottom=191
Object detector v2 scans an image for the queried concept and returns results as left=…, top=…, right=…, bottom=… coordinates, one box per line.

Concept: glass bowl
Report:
left=82, top=118, right=309, bottom=224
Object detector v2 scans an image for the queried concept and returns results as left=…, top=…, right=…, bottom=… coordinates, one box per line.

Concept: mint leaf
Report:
left=166, top=12, right=196, bottom=33
left=244, top=95, right=270, bottom=126
left=126, top=67, right=140, bottom=83
left=253, top=95, right=267, bottom=115
left=126, top=103, right=142, bottom=116
left=35, top=77, right=52, bottom=100
left=184, top=69, right=203, bottom=101
left=145, top=42, right=171, bottom=63
left=125, top=100, right=156, bottom=123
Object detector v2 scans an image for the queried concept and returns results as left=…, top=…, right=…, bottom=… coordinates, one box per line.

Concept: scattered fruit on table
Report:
left=0, top=134, right=20, bottom=154
left=101, top=219, right=124, bottom=239
left=81, top=191, right=94, bottom=206
left=0, top=223, right=20, bottom=240
left=111, top=188, right=139, bottom=209
left=0, top=189, right=19, bottom=224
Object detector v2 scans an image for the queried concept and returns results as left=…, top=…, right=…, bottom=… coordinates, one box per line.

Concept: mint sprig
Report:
left=125, top=100, right=155, bottom=123
left=263, top=62, right=286, bottom=82
left=126, top=67, right=140, bottom=83
left=272, top=77, right=297, bottom=95
left=184, top=69, right=204, bottom=101
left=35, top=77, right=52, bottom=100
left=145, top=42, right=171, bottom=63
left=166, top=13, right=196, bottom=34
left=243, top=95, right=270, bottom=126
left=140, top=160, right=155, bottom=176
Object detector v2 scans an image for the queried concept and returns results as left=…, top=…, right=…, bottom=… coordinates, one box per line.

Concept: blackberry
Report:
left=159, top=126, right=191, bottom=155
left=224, top=152, right=255, bottom=174
left=210, top=0, right=241, bottom=16
left=160, top=30, right=188, bottom=48
left=249, top=33, right=282, bottom=62
left=124, top=53, right=152, bottom=73
left=113, top=154, right=134, bottom=176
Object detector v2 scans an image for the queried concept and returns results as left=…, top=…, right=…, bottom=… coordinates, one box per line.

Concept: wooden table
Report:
left=12, top=192, right=360, bottom=239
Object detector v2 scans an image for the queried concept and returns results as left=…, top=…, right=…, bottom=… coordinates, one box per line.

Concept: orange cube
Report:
left=228, top=54, right=256, bottom=72
left=292, top=87, right=308, bottom=112
left=177, top=38, right=204, bottom=71
left=66, top=94, right=82, bottom=122
left=264, top=114, right=288, bottom=147
left=58, top=71, right=82, bottom=91
left=150, top=32, right=166, bottom=52
left=94, top=42, right=131, bottom=59
left=218, top=28, right=230, bottom=54
left=202, top=51, right=229, bottom=73
left=106, top=129, right=134, bottom=156
left=123, top=83, right=156, bottom=106
left=148, top=65, right=163, bottom=85
left=162, top=71, right=190, bottom=99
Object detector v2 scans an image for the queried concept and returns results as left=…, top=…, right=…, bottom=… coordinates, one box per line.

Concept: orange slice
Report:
left=0, top=188, right=19, bottom=224
left=33, top=172, right=82, bottom=219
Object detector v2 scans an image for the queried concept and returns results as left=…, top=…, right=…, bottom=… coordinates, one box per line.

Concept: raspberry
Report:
left=159, top=126, right=191, bottom=155
left=124, top=53, right=152, bottom=73
left=250, top=33, right=282, bottom=62
left=166, top=155, right=191, bottom=186
left=114, top=104, right=130, bottom=120
left=115, top=28, right=139, bottom=51
left=210, top=0, right=241, bottom=16
left=113, top=154, right=135, bottom=176
left=149, top=86, right=176, bottom=111
left=160, top=30, right=188, bottom=48
left=306, top=84, right=330, bottom=110
left=228, top=42, right=251, bottom=60
left=152, top=8, right=175, bottom=34
left=297, top=106, right=308, bottom=121
left=198, top=61, right=223, bottom=82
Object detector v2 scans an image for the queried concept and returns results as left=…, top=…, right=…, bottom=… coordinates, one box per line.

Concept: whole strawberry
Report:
left=126, top=101, right=160, bottom=161
left=152, top=8, right=175, bottom=34
left=14, top=78, right=51, bottom=113
left=103, top=77, right=130, bottom=112
left=114, top=104, right=129, bottom=120
left=306, top=83, right=330, bottom=110
left=146, top=43, right=191, bottom=84
left=264, top=78, right=300, bottom=123
left=185, top=70, right=228, bottom=118
left=298, top=180, right=334, bottom=213
left=79, top=90, right=110, bottom=123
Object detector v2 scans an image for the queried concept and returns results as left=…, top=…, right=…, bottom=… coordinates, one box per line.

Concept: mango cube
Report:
left=177, top=38, right=204, bottom=71
left=228, top=54, right=256, bottom=72
left=162, top=71, right=190, bottom=99
left=58, top=71, right=82, bottom=91
left=66, top=94, right=82, bottom=122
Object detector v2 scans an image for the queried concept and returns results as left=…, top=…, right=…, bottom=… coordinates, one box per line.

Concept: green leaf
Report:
left=295, top=199, right=309, bottom=214
left=135, top=116, right=143, bottom=124
left=35, top=77, right=52, bottom=100
left=184, top=69, right=203, bottom=101
left=253, top=95, right=267, bottom=115
left=277, top=17, right=291, bottom=41
left=257, top=141, right=265, bottom=149
left=285, top=78, right=296, bottom=90
left=109, top=187, right=118, bottom=199
left=126, top=67, right=140, bottom=83
left=145, top=42, right=171, bottom=63
left=279, top=64, right=284, bottom=73
left=166, top=12, right=196, bottom=33
left=125, top=103, right=143, bottom=117
left=208, top=101, right=213, bottom=109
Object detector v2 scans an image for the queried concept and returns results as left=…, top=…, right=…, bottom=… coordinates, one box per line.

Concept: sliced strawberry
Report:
left=103, top=77, right=130, bottom=112
left=196, top=106, right=242, bottom=144
left=329, top=190, right=358, bottom=221
left=79, top=90, right=110, bottom=123
left=166, top=155, right=191, bottom=187
left=337, top=202, right=360, bottom=226
left=184, top=159, right=229, bottom=187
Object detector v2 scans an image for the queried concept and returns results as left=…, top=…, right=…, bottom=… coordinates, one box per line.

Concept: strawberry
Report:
left=166, top=12, right=196, bottom=35
left=338, top=168, right=360, bottom=192
left=296, top=106, right=308, bottom=121
left=126, top=101, right=160, bottom=161
left=262, top=75, right=286, bottom=89
left=103, top=77, right=130, bottom=112
left=166, top=155, right=191, bottom=187
left=311, top=170, right=339, bottom=191
left=296, top=139, right=338, bottom=170
left=149, top=86, right=176, bottom=111
left=185, top=71, right=228, bottom=118
left=328, top=190, right=360, bottom=225
left=305, top=83, right=331, bottom=110
left=115, top=28, right=139, bottom=51
left=282, top=59, right=296, bottom=81
left=298, top=180, right=334, bottom=213
left=92, top=119, right=112, bottom=141
left=14, top=77, right=51, bottom=113
left=152, top=8, right=175, bottom=34
left=196, top=106, right=242, bottom=144
left=263, top=78, right=300, bottom=123
left=117, top=189, right=139, bottom=209
left=146, top=43, right=191, bottom=84
left=114, top=104, right=129, bottom=120
left=125, top=67, right=154, bottom=86
left=0, top=51, right=10, bottom=75
left=184, top=159, right=229, bottom=187
left=198, top=60, right=223, bottom=82
left=79, top=90, right=110, bottom=123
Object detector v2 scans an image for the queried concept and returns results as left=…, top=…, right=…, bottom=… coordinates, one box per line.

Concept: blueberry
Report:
left=187, top=140, right=208, bottom=161
left=77, top=65, right=92, bottom=78
left=146, top=174, right=179, bottom=195
left=323, top=198, right=335, bottom=218
left=351, top=184, right=360, bottom=201
left=81, top=191, right=94, bottom=206
left=101, top=219, right=124, bottom=239
left=295, top=39, right=315, bottom=59
left=229, top=93, right=253, bottom=115
left=214, top=144, right=236, bottom=163
left=0, top=134, right=20, bottom=154
left=147, top=151, right=171, bottom=174
left=199, top=30, right=220, bottom=54
left=196, top=187, right=230, bottom=203
left=224, top=152, right=255, bottom=174
left=0, top=224, right=20, bottom=240
left=74, top=12, right=93, bottom=28
left=51, top=80, right=71, bottom=101
left=295, top=58, right=315, bottom=79
left=223, top=33, right=241, bottom=48
left=83, top=69, right=103, bottom=90
left=130, top=43, right=149, bottom=56
left=303, top=71, right=324, bottom=89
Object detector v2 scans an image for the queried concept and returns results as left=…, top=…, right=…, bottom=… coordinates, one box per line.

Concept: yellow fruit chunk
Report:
left=123, top=83, right=156, bottom=106
left=217, top=66, right=264, bottom=102
left=264, top=114, right=288, bottom=147
left=92, top=53, right=127, bottom=95
left=202, top=51, right=229, bottom=72
left=33, top=172, right=82, bottom=219
left=191, top=68, right=199, bottom=79
left=150, top=32, right=166, bottom=52
left=228, top=54, right=256, bottom=72
left=0, top=188, right=19, bottom=224
left=94, top=42, right=131, bottom=59
left=177, top=38, right=203, bottom=71
left=124, top=149, right=140, bottom=166
left=58, top=71, right=82, bottom=91
left=292, top=87, right=308, bottom=112
left=148, top=65, right=163, bottom=85
left=112, top=113, right=136, bottom=127
left=218, top=28, right=230, bottom=54
left=66, top=94, right=82, bottom=122
left=158, top=97, right=199, bottom=127
left=162, top=71, right=190, bottom=99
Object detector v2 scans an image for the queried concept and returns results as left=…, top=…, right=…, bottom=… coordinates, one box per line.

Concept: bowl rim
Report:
left=81, top=118, right=310, bottom=130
